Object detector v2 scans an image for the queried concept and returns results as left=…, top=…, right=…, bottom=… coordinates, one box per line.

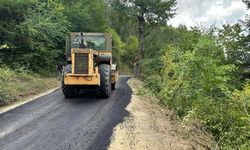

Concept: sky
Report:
left=169, top=0, right=250, bottom=28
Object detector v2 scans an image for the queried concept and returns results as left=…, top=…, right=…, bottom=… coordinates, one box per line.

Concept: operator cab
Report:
left=66, top=33, right=112, bottom=63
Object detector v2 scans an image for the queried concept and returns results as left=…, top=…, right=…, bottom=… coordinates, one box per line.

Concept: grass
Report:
left=0, top=67, right=59, bottom=106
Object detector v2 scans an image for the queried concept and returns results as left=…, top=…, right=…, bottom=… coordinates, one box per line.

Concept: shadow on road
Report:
left=62, top=89, right=114, bottom=104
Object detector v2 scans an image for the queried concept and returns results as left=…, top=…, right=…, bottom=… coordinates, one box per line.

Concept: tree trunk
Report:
left=135, top=15, right=145, bottom=77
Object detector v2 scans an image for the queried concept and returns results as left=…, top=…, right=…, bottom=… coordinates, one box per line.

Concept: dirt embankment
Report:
left=108, top=78, right=215, bottom=150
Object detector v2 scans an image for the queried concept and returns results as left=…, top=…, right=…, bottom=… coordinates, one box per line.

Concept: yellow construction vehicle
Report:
left=62, top=32, right=118, bottom=98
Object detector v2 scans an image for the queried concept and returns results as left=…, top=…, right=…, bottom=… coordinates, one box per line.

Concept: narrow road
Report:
left=0, top=77, right=132, bottom=150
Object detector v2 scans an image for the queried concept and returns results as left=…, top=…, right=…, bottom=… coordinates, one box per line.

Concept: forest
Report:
left=0, top=0, right=249, bottom=149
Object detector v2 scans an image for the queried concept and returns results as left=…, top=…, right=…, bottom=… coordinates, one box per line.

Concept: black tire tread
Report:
left=111, top=83, right=116, bottom=90
left=62, top=64, right=76, bottom=98
left=98, top=64, right=111, bottom=98
left=62, top=81, right=76, bottom=98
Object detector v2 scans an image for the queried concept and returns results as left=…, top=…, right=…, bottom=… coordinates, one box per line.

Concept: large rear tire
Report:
left=62, top=81, right=77, bottom=98
left=111, top=83, right=116, bottom=90
left=98, top=64, right=111, bottom=98
left=62, top=64, right=77, bottom=98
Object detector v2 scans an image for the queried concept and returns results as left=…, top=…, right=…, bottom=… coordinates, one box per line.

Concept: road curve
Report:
left=0, top=76, right=132, bottom=150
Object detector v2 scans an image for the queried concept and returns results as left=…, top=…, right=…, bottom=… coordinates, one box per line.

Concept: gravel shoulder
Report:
left=108, top=78, right=215, bottom=150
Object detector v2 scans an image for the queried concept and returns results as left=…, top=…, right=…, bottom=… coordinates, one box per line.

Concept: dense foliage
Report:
left=60, top=0, right=108, bottom=32
left=0, top=0, right=109, bottom=72
left=0, top=0, right=69, bottom=72
left=141, top=25, right=250, bottom=149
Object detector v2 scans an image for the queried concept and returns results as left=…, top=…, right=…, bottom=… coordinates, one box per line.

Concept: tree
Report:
left=241, top=0, right=250, bottom=78
left=60, top=0, right=108, bottom=32
left=243, top=0, right=250, bottom=9
left=242, top=0, right=249, bottom=32
left=110, top=0, right=176, bottom=77
left=217, top=24, right=248, bottom=65
left=0, top=0, right=112, bottom=72
left=124, top=35, right=139, bottom=73
left=0, top=0, right=69, bottom=71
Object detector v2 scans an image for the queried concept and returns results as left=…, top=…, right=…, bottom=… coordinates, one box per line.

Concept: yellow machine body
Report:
left=64, top=49, right=100, bottom=86
left=63, top=32, right=118, bottom=87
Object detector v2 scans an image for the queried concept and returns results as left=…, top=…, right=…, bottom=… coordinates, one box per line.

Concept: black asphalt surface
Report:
left=0, top=76, right=132, bottom=150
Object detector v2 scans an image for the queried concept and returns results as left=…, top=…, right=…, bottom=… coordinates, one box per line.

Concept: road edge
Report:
left=108, top=78, right=215, bottom=150
left=0, top=86, right=60, bottom=114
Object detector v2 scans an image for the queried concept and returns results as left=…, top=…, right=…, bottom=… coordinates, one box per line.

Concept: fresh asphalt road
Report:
left=0, top=76, right=132, bottom=150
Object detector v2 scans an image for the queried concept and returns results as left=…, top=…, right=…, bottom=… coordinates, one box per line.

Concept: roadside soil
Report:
left=108, top=78, right=215, bottom=150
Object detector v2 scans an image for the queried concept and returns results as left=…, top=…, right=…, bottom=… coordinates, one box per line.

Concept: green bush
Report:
left=222, top=83, right=250, bottom=149
left=0, top=68, right=16, bottom=105
left=144, top=34, right=250, bottom=149
left=196, top=82, right=250, bottom=149
left=160, top=37, right=232, bottom=116
left=0, top=67, right=59, bottom=106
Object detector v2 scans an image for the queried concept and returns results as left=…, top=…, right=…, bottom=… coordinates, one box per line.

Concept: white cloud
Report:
left=169, top=0, right=250, bottom=28
left=206, top=5, right=228, bottom=17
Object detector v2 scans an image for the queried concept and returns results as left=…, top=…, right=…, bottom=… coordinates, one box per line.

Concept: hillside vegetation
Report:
left=0, top=0, right=250, bottom=149
left=143, top=27, right=250, bottom=149
left=0, top=68, right=59, bottom=106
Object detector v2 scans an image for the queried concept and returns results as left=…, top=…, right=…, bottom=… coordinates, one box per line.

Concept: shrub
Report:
left=0, top=67, right=59, bottom=106
left=144, top=35, right=250, bottom=149
left=0, top=68, right=17, bottom=105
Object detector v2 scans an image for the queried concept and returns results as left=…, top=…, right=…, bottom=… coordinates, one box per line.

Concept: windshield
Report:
left=71, top=35, right=106, bottom=50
